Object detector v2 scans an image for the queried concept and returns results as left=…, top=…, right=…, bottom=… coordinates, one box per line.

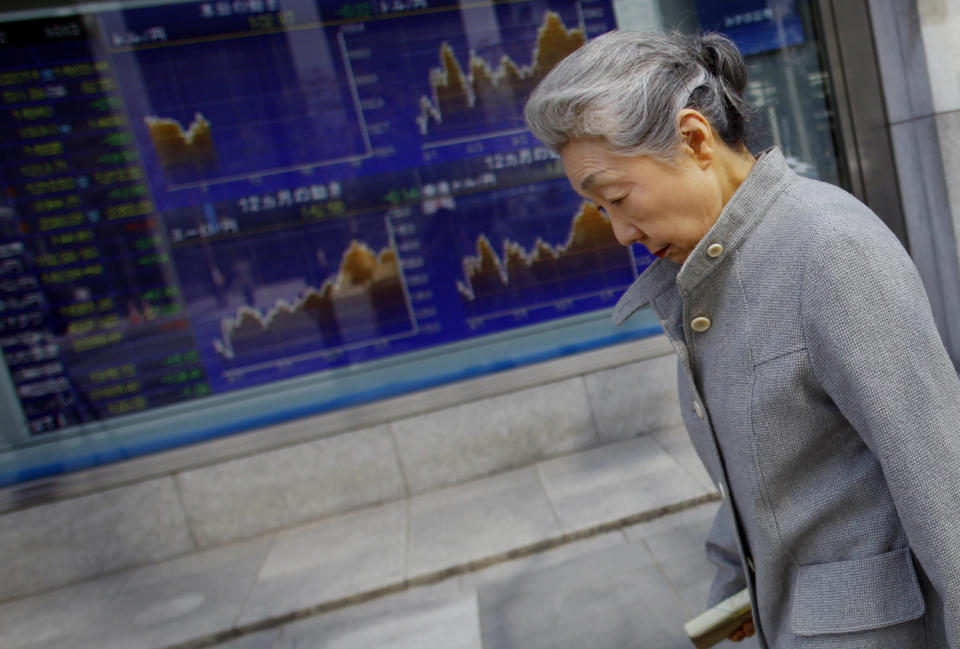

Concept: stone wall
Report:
left=870, top=0, right=960, bottom=361
left=0, top=340, right=682, bottom=602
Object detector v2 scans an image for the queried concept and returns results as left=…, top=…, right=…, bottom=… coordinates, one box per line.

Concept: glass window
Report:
left=616, top=0, right=844, bottom=183
left=0, top=0, right=845, bottom=486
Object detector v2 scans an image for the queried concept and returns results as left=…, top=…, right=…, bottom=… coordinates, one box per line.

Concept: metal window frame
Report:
left=818, top=0, right=960, bottom=366
left=814, top=0, right=909, bottom=246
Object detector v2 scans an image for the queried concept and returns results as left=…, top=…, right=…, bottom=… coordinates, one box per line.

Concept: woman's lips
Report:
left=653, top=246, right=669, bottom=258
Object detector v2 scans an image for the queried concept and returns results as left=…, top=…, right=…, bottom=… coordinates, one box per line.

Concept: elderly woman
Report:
left=525, top=30, right=960, bottom=648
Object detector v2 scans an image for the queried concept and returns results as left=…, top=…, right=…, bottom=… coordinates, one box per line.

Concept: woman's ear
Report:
left=677, top=109, right=715, bottom=167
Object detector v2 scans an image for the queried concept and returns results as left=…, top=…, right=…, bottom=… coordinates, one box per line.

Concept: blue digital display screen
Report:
left=0, top=0, right=650, bottom=456
left=694, top=0, right=805, bottom=55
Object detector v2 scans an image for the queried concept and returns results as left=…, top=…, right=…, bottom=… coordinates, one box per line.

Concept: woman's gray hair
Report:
left=524, top=30, right=751, bottom=160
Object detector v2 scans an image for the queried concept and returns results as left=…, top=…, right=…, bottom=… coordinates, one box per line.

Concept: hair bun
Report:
left=698, top=33, right=747, bottom=98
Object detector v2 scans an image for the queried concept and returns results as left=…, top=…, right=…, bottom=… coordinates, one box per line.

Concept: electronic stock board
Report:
left=0, top=0, right=663, bottom=481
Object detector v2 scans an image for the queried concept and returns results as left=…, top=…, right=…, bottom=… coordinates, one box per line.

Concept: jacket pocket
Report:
left=790, top=547, right=925, bottom=636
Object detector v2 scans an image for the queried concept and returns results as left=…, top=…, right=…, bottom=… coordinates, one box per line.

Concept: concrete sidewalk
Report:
left=208, top=500, right=761, bottom=649
left=0, top=426, right=759, bottom=649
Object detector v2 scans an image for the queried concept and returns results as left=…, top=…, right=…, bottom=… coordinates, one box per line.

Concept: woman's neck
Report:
left=716, top=144, right=757, bottom=206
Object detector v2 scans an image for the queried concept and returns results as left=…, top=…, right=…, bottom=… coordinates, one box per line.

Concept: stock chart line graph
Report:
left=108, top=16, right=373, bottom=192
left=457, top=201, right=643, bottom=320
left=100, top=0, right=623, bottom=398
left=415, top=8, right=586, bottom=142
left=214, top=240, right=413, bottom=362
left=144, top=113, right=218, bottom=182
left=164, top=199, right=424, bottom=390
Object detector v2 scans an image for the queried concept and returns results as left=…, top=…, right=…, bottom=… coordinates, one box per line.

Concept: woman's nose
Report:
left=610, top=216, right=639, bottom=247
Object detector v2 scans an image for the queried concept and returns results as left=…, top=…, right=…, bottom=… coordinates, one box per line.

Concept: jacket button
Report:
left=693, top=400, right=704, bottom=418
left=707, top=243, right=724, bottom=258
left=691, top=316, right=711, bottom=332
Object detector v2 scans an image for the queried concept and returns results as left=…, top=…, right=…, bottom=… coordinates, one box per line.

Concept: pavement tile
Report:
left=622, top=500, right=720, bottom=543
left=642, top=517, right=715, bottom=564
left=205, top=628, right=290, bottom=649
left=460, top=530, right=628, bottom=591
left=123, top=534, right=275, bottom=591
left=656, top=541, right=720, bottom=591
left=277, top=579, right=464, bottom=648
left=477, top=542, right=692, bottom=649
left=676, top=578, right=713, bottom=619
left=0, top=572, right=130, bottom=649
left=651, top=425, right=717, bottom=492
left=72, top=536, right=274, bottom=649
left=238, top=501, right=407, bottom=626
left=323, top=594, right=481, bottom=649
left=406, top=467, right=561, bottom=580
left=625, top=502, right=719, bottom=592
left=536, top=436, right=708, bottom=533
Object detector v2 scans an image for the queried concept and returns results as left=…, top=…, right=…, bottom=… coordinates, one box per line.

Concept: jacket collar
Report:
left=613, top=147, right=794, bottom=325
left=612, top=258, right=678, bottom=325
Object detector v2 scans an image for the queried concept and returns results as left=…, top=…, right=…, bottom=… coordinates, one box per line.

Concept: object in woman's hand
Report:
left=683, top=588, right=752, bottom=649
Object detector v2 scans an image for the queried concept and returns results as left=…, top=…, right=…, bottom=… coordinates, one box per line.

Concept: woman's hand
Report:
left=728, top=615, right=755, bottom=642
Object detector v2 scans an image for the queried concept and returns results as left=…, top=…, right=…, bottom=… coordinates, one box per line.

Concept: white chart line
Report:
left=465, top=287, right=625, bottom=323
left=168, top=154, right=371, bottom=191
left=222, top=329, right=420, bottom=380
left=338, top=29, right=374, bottom=154
left=384, top=212, right=421, bottom=332
left=421, top=127, right=530, bottom=150
left=169, top=29, right=375, bottom=192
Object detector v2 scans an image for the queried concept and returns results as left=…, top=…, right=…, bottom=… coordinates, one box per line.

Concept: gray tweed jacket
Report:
left=613, top=148, right=960, bottom=648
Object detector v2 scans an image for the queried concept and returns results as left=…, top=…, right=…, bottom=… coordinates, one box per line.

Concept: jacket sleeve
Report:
left=705, top=501, right=748, bottom=607
left=802, top=220, right=960, bottom=648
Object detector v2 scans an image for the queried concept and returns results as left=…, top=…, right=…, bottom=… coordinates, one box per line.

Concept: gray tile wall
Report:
left=391, top=377, right=597, bottom=495
left=584, top=353, right=682, bottom=442
left=175, top=424, right=407, bottom=547
left=870, top=0, right=960, bottom=361
left=0, top=348, right=684, bottom=601
left=0, top=478, right=193, bottom=601
left=916, top=0, right=960, bottom=114
left=913, top=0, right=960, bottom=283
left=937, top=109, right=960, bottom=265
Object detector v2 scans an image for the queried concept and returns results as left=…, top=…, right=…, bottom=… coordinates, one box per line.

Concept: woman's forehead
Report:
left=560, top=140, right=620, bottom=181
left=561, top=141, right=668, bottom=187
